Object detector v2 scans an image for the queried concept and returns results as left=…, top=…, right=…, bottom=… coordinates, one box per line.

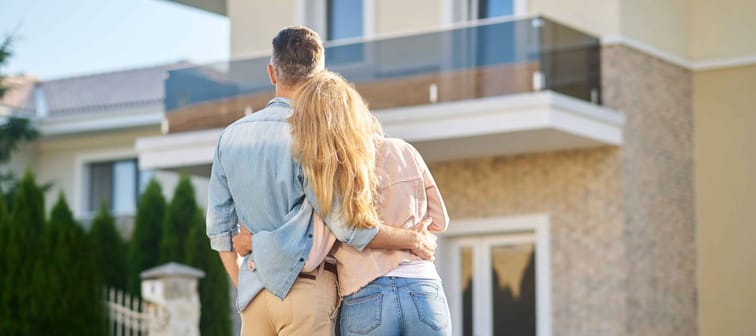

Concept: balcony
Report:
left=139, top=16, right=622, bottom=172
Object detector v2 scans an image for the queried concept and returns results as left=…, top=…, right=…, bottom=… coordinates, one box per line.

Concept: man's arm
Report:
left=218, top=252, right=239, bottom=288
left=206, top=134, right=239, bottom=253
left=366, top=223, right=437, bottom=260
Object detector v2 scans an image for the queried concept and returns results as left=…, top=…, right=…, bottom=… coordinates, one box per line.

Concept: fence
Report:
left=105, top=287, right=168, bottom=336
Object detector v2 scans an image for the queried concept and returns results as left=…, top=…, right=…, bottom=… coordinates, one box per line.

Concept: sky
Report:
left=0, top=0, right=229, bottom=80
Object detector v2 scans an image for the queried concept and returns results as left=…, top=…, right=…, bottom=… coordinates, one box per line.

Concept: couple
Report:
left=206, top=26, right=451, bottom=336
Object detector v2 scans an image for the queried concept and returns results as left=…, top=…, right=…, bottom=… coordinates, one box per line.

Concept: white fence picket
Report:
left=105, top=287, right=166, bottom=336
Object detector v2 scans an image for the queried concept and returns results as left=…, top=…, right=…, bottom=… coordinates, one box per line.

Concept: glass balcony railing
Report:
left=164, top=16, right=601, bottom=133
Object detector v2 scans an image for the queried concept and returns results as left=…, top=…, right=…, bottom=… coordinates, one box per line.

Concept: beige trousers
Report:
left=240, top=264, right=338, bottom=336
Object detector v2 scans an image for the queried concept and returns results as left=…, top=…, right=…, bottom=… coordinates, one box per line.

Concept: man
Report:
left=206, top=26, right=436, bottom=336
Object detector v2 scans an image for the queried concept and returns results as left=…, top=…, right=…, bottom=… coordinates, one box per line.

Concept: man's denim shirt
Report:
left=206, top=98, right=379, bottom=312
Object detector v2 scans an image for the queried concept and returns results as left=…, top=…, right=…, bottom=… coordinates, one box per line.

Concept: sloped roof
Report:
left=35, top=62, right=189, bottom=117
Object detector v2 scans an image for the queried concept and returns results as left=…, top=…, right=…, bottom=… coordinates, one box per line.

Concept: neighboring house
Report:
left=137, top=1, right=753, bottom=336
left=4, top=62, right=209, bottom=236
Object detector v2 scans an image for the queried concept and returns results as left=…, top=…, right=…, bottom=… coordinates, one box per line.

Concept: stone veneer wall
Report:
left=429, top=148, right=626, bottom=335
left=602, top=45, right=697, bottom=336
left=427, top=44, right=696, bottom=335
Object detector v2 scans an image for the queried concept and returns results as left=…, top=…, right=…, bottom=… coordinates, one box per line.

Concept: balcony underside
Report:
left=164, top=0, right=226, bottom=16
left=138, top=91, right=623, bottom=176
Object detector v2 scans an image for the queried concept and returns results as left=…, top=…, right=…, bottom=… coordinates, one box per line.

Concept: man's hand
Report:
left=409, top=219, right=437, bottom=261
left=232, top=226, right=253, bottom=256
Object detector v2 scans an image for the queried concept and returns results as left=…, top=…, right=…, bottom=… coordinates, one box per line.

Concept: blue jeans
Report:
left=339, top=277, right=451, bottom=336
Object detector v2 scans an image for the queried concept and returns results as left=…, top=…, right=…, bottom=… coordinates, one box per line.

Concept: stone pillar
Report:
left=140, top=262, right=205, bottom=336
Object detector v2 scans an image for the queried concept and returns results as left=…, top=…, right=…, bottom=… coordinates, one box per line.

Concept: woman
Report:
left=290, top=71, right=452, bottom=336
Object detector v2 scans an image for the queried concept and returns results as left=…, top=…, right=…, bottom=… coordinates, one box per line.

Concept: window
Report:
left=326, top=0, right=364, bottom=41
left=477, top=0, right=515, bottom=19
left=453, top=0, right=523, bottom=22
left=450, top=234, right=538, bottom=336
left=88, top=159, right=149, bottom=214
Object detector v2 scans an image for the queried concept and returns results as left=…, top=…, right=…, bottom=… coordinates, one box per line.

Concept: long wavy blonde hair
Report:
left=290, top=71, right=383, bottom=229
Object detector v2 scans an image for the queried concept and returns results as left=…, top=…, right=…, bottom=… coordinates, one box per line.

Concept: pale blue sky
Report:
left=0, top=0, right=229, bottom=80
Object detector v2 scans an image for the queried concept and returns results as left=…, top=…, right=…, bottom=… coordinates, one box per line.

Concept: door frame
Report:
left=437, top=214, right=552, bottom=336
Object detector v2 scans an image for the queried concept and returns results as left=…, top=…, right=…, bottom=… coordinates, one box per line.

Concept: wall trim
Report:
left=603, top=34, right=756, bottom=71
left=692, top=55, right=756, bottom=71
left=602, top=34, right=693, bottom=69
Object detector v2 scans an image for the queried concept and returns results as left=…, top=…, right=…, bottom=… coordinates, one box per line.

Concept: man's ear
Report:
left=267, top=64, right=277, bottom=85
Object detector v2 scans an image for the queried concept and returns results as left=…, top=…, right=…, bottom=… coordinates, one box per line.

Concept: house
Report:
left=2, top=0, right=752, bottom=335
left=136, top=0, right=753, bottom=335
left=3, top=62, right=210, bottom=236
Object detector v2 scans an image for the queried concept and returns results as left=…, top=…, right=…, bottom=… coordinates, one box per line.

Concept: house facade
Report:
left=2, top=0, right=752, bottom=335
left=146, top=1, right=755, bottom=335
left=2, top=63, right=210, bottom=236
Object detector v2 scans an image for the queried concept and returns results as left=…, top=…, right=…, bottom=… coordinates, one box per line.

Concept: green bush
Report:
left=89, top=202, right=128, bottom=290
left=160, top=174, right=196, bottom=263
left=127, top=179, right=166, bottom=296
left=186, top=208, right=232, bottom=336
left=44, top=194, right=105, bottom=335
left=0, top=171, right=45, bottom=334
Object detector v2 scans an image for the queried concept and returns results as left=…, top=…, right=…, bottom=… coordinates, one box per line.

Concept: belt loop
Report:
left=318, top=260, right=326, bottom=277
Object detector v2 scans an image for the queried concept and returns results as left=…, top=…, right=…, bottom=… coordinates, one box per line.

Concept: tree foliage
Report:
left=0, top=36, right=39, bottom=197
left=186, top=208, right=232, bottom=336
left=127, top=178, right=166, bottom=295
left=0, top=36, right=12, bottom=98
left=89, top=202, right=128, bottom=290
left=0, top=171, right=45, bottom=334
left=160, top=174, right=196, bottom=263
left=43, top=194, right=105, bottom=334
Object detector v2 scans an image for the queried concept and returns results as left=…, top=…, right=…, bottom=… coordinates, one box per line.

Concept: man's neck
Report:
left=274, top=85, right=298, bottom=100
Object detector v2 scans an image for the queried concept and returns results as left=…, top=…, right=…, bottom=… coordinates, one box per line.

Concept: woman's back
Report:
left=333, top=137, right=448, bottom=297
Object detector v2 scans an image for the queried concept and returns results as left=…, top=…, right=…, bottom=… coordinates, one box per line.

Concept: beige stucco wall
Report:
left=376, top=0, right=442, bottom=35
left=695, top=64, right=756, bottom=336
left=691, top=0, right=756, bottom=61
left=618, top=0, right=690, bottom=60
left=33, top=126, right=161, bottom=216
left=528, top=0, right=620, bottom=38
left=18, top=126, right=209, bottom=225
left=228, top=0, right=296, bottom=57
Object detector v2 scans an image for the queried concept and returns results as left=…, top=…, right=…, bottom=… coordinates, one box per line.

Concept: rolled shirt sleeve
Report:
left=206, top=133, right=239, bottom=252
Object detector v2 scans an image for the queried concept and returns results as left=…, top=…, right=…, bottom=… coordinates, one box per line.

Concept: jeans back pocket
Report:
left=410, top=283, right=450, bottom=331
left=341, top=292, right=383, bottom=335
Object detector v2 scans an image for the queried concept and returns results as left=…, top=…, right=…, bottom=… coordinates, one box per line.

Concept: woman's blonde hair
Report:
left=290, top=71, right=383, bottom=229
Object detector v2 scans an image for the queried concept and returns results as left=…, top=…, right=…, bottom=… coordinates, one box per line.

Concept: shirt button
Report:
left=308, top=234, right=313, bottom=238
left=299, top=258, right=304, bottom=262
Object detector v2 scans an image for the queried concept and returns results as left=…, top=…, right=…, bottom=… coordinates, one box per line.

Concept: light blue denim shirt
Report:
left=206, top=98, right=379, bottom=311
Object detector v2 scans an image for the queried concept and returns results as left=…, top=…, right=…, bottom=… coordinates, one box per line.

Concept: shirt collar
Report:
left=265, top=97, right=293, bottom=109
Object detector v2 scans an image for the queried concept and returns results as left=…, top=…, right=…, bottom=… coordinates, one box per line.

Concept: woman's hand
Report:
left=232, top=226, right=253, bottom=257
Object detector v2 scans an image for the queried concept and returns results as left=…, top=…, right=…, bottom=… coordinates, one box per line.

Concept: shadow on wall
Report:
left=462, top=251, right=536, bottom=336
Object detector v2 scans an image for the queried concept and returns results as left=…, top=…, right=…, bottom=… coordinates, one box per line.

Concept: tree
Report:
left=0, top=171, right=45, bottom=334
left=0, top=36, right=39, bottom=198
left=89, top=202, right=128, bottom=290
left=127, top=178, right=166, bottom=296
left=40, top=194, right=105, bottom=335
left=160, top=174, right=197, bottom=263
left=0, top=188, right=8, bottom=331
left=0, top=36, right=13, bottom=98
left=186, top=208, right=232, bottom=336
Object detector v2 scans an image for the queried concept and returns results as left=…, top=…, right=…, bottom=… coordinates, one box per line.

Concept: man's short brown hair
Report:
left=271, top=26, right=325, bottom=87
